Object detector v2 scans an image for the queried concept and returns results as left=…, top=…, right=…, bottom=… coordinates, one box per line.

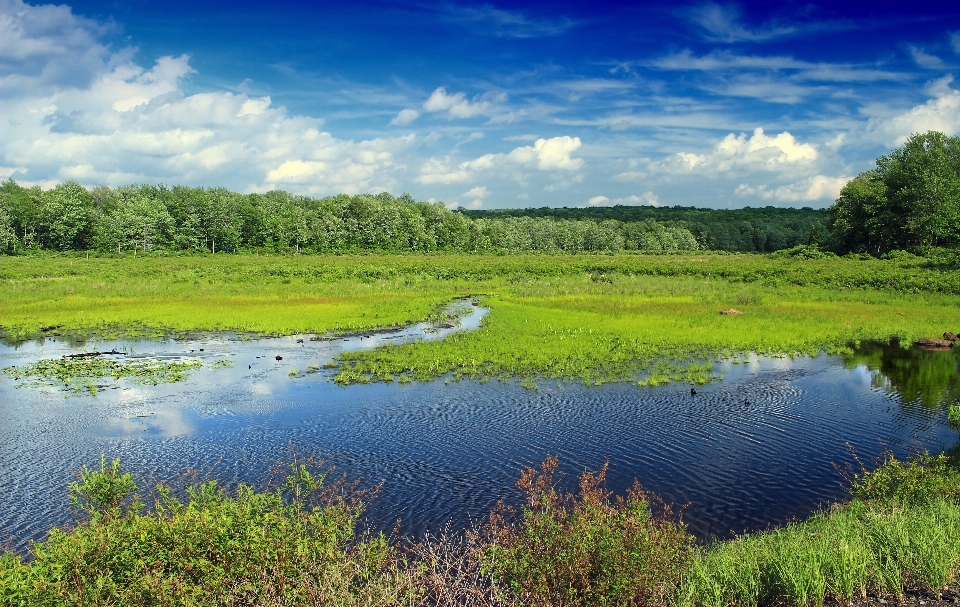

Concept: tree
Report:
left=828, top=131, right=960, bottom=254
left=41, top=181, right=94, bottom=251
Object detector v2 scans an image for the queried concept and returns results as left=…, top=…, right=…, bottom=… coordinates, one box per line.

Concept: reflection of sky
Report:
left=1, top=309, right=957, bottom=554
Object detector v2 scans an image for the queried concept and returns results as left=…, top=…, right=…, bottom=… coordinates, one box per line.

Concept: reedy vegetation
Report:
left=2, top=451, right=958, bottom=606
left=2, top=253, right=959, bottom=387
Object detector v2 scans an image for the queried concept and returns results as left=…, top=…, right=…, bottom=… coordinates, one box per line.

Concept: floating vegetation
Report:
left=1, top=355, right=221, bottom=393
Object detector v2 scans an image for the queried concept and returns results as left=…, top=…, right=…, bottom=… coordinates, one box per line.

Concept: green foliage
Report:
left=846, top=451, right=960, bottom=505
left=462, top=204, right=829, bottom=253
left=68, top=455, right=142, bottom=520
left=483, top=456, right=692, bottom=606
left=682, top=452, right=960, bottom=607
left=2, top=253, right=959, bottom=388
left=0, top=182, right=701, bottom=255
left=4, top=453, right=960, bottom=606
left=829, top=131, right=960, bottom=255
left=5, top=459, right=417, bottom=606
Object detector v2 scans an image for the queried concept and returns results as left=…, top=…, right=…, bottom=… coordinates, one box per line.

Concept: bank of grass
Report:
left=2, top=452, right=958, bottom=606
left=2, top=252, right=959, bottom=385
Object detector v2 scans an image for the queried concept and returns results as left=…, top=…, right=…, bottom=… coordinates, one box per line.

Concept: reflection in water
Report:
left=843, top=339, right=960, bottom=409
left=0, top=329, right=957, bottom=555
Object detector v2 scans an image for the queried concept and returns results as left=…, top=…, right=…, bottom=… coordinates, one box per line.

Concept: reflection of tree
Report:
left=844, top=339, right=960, bottom=409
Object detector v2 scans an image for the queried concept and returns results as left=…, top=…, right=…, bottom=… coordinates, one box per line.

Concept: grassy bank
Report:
left=2, top=452, right=958, bottom=606
left=2, top=252, right=959, bottom=386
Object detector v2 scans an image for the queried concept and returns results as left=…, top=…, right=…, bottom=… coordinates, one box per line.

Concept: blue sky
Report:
left=2, top=0, right=959, bottom=209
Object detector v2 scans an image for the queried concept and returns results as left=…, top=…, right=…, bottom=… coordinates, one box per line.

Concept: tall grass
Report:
left=681, top=452, right=960, bottom=607
left=3, top=253, right=959, bottom=387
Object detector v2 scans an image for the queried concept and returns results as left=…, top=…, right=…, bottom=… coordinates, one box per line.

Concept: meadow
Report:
left=2, top=251, right=959, bottom=387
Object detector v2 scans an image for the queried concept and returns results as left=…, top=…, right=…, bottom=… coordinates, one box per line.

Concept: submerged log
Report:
left=915, top=338, right=954, bottom=350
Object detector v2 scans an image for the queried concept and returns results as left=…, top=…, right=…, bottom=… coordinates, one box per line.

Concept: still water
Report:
left=1, top=305, right=958, bottom=553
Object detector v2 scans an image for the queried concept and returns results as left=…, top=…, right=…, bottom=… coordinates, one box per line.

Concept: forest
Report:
left=1, top=131, right=957, bottom=257
left=0, top=181, right=699, bottom=255
left=460, top=205, right=828, bottom=253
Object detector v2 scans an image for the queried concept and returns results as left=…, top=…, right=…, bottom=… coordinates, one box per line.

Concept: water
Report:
left=1, top=306, right=958, bottom=553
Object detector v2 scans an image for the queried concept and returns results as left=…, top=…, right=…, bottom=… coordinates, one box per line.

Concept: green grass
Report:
left=2, top=253, right=959, bottom=387
left=681, top=452, right=960, bottom=607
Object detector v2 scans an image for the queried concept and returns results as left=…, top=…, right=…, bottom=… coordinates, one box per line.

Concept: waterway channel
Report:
left=1, top=302, right=958, bottom=553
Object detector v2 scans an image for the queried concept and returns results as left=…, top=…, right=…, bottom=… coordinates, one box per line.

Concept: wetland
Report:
left=2, top=252, right=959, bottom=605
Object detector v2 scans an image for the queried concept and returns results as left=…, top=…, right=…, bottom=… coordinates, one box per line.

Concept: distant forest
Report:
left=460, top=205, right=828, bottom=253
left=0, top=181, right=702, bottom=255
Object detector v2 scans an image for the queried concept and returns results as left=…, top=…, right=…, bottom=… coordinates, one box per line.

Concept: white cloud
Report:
left=587, top=192, right=660, bottom=207
left=440, top=4, right=576, bottom=38
left=422, top=86, right=506, bottom=119
left=952, top=32, right=960, bottom=54
left=689, top=3, right=796, bottom=43
left=390, top=108, right=420, bottom=126
left=463, top=185, right=489, bottom=199
left=416, top=136, right=583, bottom=184
left=908, top=46, right=945, bottom=70
left=735, top=175, right=849, bottom=202
left=237, top=96, right=271, bottom=117
left=0, top=0, right=415, bottom=195
left=629, top=128, right=818, bottom=180
left=865, top=75, right=960, bottom=146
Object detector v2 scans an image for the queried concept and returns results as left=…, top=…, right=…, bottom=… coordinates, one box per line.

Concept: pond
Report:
left=1, top=303, right=958, bottom=553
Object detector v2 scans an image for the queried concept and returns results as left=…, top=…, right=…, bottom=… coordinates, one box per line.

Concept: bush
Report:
left=481, top=456, right=692, bottom=607
left=4, top=458, right=418, bottom=606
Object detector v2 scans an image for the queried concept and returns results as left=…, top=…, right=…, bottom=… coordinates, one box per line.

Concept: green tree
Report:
left=829, top=131, right=960, bottom=254
left=40, top=181, right=94, bottom=251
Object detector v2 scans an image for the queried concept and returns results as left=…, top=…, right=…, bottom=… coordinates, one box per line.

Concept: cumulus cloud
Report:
left=622, top=128, right=818, bottom=182
left=416, top=136, right=583, bottom=184
left=587, top=192, right=660, bottom=207
left=735, top=175, right=849, bottom=202
left=390, top=108, right=420, bottom=126
left=462, top=185, right=489, bottom=208
left=0, top=0, right=414, bottom=194
left=865, top=75, right=960, bottom=146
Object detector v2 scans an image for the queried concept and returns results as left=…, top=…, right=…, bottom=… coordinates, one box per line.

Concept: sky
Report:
left=1, top=0, right=959, bottom=209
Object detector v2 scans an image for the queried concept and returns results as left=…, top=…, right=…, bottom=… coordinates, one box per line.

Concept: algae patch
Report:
left=1, top=354, right=227, bottom=393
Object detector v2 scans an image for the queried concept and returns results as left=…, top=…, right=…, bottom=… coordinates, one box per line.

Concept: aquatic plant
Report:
left=1, top=355, right=206, bottom=392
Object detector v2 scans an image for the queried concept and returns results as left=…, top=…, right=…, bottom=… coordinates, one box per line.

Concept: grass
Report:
left=2, top=252, right=959, bottom=387
left=681, top=452, right=960, bottom=607
left=2, top=452, right=958, bottom=606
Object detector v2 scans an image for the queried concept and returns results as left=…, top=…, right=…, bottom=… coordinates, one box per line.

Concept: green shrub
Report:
left=482, top=456, right=692, bottom=606
left=4, top=458, right=418, bottom=606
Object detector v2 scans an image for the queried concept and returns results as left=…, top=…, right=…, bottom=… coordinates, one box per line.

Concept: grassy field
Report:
left=2, top=252, right=958, bottom=385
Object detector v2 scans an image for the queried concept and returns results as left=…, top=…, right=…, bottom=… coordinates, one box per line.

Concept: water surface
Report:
left=1, top=312, right=957, bottom=553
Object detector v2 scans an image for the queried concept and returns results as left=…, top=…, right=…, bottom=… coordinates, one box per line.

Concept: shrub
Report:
left=481, top=456, right=692, bottom=606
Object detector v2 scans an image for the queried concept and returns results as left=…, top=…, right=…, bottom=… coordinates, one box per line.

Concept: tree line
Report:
left=3, top=131, right=954, bottom=257
left=461, top=205, right=829, bottom=254
left=0, top=182, right=699, bottom=255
